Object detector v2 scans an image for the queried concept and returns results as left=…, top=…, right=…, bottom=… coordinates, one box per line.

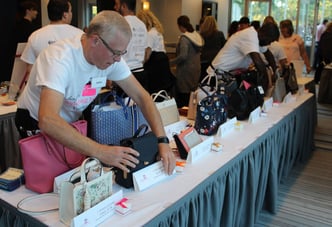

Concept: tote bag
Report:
left=18, top=120, right=87, bottom=193
left=90, top=95, right=148, bottom=145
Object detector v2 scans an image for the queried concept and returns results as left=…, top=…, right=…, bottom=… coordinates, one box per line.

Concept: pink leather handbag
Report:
left=19, top=120, right=87, bottom=193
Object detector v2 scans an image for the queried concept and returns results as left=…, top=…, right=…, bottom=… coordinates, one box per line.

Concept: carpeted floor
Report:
left=255, top=87, right=332, bottom=227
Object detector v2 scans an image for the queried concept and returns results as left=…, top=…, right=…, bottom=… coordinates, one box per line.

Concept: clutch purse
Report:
left=173, top=127, right=202, bottom=159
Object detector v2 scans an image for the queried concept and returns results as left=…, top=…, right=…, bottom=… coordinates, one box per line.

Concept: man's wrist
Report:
left=157, top=136, right=169, bottom=144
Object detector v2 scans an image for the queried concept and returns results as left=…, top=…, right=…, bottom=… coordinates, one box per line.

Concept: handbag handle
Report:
left=133, top=124, right=149, bottom=138
left=151, top=90, right=170, bottom=101
left=80, top=157, right=103, bottom=184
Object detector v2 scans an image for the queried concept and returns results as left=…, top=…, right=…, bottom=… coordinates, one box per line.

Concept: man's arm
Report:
left=38, top=87, right=140, bottom=173
left=116, top=75, right=176, bottom=175
left=263, top=49, right=277, bottom=72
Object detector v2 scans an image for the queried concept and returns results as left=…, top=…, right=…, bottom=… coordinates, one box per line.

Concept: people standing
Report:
left=114, top=0, right=149, bottom=91
left=15, top=1, right=39, bottom=43
left=199, top=16, right=226, bottom=80
left=279, top=19, right=311, bottom=74
left=137, top=9, right=175, bottom=94
left=313, top=19, right=328, bottom=69
left=21, top=0, right=83, bottom=74
left=170, top=15, right=204, bottom=108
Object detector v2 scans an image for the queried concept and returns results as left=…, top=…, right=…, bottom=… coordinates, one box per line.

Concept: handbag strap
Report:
left=133, top=124, right=148, bottom=138
left=151, top=90, right=170, bottom=101
left=17, top=193, right=59, bottom=215
left=80, top=157, right=103, bottom=184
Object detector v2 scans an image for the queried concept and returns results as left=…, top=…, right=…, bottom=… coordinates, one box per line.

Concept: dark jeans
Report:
left=15, top=108, right=39, bottom=138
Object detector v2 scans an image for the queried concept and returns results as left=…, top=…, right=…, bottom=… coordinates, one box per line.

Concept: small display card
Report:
left=186, top=136, right=214, bottom=164
left=133, top=161, right=171, bottom=192
left=262, top=97, right=273, bottom=112
left=217, top=117, right=237, bottom=138
left=248, top=106, right=261, bottom=124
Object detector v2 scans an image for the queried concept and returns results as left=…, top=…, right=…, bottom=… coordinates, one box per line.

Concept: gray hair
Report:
left=86, top=10, right=132, bottom=42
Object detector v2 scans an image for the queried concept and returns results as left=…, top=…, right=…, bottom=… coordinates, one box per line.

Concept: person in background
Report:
left=170, top=15, right=204, bottom=108
left=15, top=10, right=175, bottom=175
left=315, top=22, right=332, bottom=83
left=238, top=16, right=250, bottom=31
left=21, top=0, right=83, bottom=76
left=228, top=20, right=239, bottom=39
left=250, top=20, right=260, bottom=31
left=207, top=22, right=279, bottom=92
left=137, top=9, right=175, bottom=94
left=313, top=19, right=328, bottom=69
left=262, top=16, right=287, bottom=71
left=15, top=1, right=39, bottom=43
left=114, top=0, right=148, bottom=91
left=199, top=15, right=226, bottom=81
left=279, top=19, right=311, bottom=74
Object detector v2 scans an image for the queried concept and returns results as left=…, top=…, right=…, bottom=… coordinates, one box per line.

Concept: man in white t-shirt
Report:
left=114, top=0, right=148, bottom=90
left=21, top=0, right=83, bottom=72
left=15, top=11, right=175, bottom=175
left=207, top=23, right=279, bottom=91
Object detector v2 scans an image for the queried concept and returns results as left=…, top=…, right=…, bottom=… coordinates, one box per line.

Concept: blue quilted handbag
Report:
left=90, top=93, right=148, bottom=145
left=194, top=85, right=228, bottom=136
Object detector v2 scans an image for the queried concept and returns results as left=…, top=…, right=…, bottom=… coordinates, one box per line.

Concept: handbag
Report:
left=114, top=124, right=158, bottom=188
left=18, top=120, right=87, bottom=193
left=194, top=85, right=228, bottom=135
left=173, top=127, right=202, bottom=159
left=151, top=90, right=179, bottom=126
left=59, top=157, right=113, bottom=225
left=228, top=81, right=264, bottom=120
left=90, top=92, right=148, bottom=145
left=272, top=70, right=287, bottom=102
left=187, top=73, right=218, bottom=120
left=282, top=63, right=299, bottom=94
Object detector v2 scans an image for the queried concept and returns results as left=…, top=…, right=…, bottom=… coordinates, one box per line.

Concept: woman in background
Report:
left=137, top=10, right=175, bottom=94
left=170, top=15, right=204, bottom=108
left=279, top=19, right=311, bottom=74
left=199, top=16, right=226, bottom=80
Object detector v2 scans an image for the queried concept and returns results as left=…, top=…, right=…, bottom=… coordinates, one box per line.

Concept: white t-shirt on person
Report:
left=147, top=27, right=165, bottom=52
left=17, top=34, right=131, bottom=122
left=21, top=24, right=83, bottom=64
left=207, top=26, right=260, bottom=75
left=123, top=15, right=148, bottom=70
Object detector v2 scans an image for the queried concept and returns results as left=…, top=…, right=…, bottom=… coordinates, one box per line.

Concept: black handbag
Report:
left=282, top=63, right=299, bottom=94
left=114, top=124, right=158, bottom=188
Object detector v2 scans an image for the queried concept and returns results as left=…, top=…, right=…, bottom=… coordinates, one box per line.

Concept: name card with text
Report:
left=187, top=136, right=214, bottom=164
left=248, top=106, right=261, bottom=124
left=217, top=117, right=237, bottom=138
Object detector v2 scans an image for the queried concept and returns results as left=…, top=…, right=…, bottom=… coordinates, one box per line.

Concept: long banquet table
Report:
left=0, top=92, right=316, bottom=227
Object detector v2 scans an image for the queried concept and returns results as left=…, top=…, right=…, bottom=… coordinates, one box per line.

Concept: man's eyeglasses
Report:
left=97, top=35, right=127, bottom=57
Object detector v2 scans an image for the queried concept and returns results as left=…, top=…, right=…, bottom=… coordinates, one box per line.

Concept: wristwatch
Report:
left=157, top=136, right=169, bottom=144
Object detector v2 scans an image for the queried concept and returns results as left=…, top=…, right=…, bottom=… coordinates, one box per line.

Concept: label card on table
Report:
left=262, top=97, right=273, bottom=112
left=72, top=190, right=123, bottom=227
left=164, top=120, right=189, bottom=141
left=217, top=117, right=237, bottom=138
left=133, top=161, right=170, bottom=192
left=187, top=136, right=214, bottom=164
left=283, top=92, right=296, bottom=103
left=248, top=106, right=261, bottom=124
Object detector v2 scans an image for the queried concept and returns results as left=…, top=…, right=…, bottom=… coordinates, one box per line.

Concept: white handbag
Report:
left=187, top=73, right=218, bottom=120
left=151, top=90, right=180, bottom=126
left=59, top=157, right=113, bottom=225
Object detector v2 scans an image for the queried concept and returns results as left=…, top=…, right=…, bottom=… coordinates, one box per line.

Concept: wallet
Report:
left=0, top=168, right=25, bottom=191
left=173, top=127, right=202, bottom=159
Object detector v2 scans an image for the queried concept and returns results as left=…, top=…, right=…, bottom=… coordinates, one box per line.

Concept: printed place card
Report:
left=187, top=136, right=214, bottom=164
left=248, top=106, right=261, bottom=124
left=283, top=92, right=296, bottom=103
left=133, top=161, right=171, bottom=191
left=262, top=97, right=273, bottom=112
left=72, top=190, right=123, bottom=227
left=217, top=117, right=237, bottom=138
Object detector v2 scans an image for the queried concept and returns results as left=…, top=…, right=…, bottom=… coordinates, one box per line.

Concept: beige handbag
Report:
left=152, top=90, right=180, bottom=126
left=59, top=157, right=112, bottom=225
